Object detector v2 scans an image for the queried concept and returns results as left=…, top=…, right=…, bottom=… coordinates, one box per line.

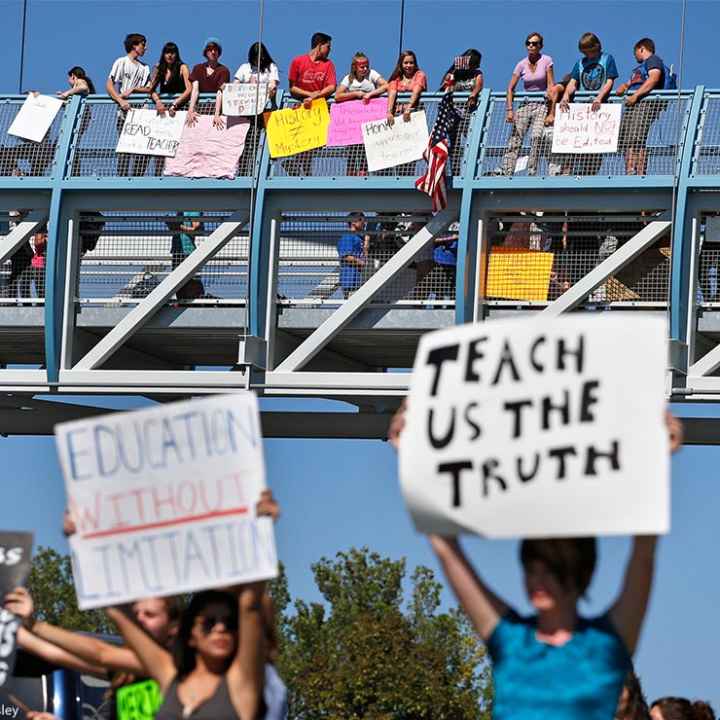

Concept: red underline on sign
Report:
left=81, top=506, right=250, bottom=540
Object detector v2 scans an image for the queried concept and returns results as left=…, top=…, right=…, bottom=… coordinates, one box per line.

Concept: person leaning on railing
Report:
left=186, top=38, right=231, bottom=127
left=616, top=38, right=673, bottom=176
left=147, top=41, right=192, bottom=118
left=386, top=49, right=426, bottom=126
left=440, top=49, right=484, bottom=110
left=500, top=32, right=555, bottom=177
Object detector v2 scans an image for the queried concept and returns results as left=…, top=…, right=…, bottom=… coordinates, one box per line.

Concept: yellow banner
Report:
left=486, top=248, right=555, bottom=302
left=265, top=99, right=330, bottom=158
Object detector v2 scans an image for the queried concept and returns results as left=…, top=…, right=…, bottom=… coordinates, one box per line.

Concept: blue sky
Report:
left=0, top=0, right=719, bottom=710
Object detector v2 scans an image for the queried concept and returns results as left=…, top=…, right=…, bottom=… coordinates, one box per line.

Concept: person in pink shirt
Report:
left=386, top=50, right=427, bottom=126
left=501, top=32, right=555, bottom=176
left=288, top=32, right=337, bottom=110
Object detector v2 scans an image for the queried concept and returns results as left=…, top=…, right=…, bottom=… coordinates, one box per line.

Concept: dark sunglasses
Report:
left=526, top=41, right=541, bottom=47
left=196, top=614, right=236, bottom=635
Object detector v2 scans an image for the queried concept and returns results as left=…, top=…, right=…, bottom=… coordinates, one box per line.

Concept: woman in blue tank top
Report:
left=390, top=408, right=683, bottom=720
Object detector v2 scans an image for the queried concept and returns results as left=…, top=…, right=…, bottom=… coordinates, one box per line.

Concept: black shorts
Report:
left=619, top=99, right=666, bottom=150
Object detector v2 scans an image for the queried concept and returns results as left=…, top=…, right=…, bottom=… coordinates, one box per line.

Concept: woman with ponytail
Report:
left=57, top=66, right=95, bottom=98
left=651, top=698, right=716, bottom=720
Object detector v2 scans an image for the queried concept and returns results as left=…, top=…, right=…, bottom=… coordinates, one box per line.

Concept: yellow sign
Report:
left=486, top=248, right=555, bottom=302
left=265, top=99, right=330, bottom=158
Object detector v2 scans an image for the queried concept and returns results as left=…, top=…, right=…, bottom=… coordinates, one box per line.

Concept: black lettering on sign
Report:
left=463, top=402, right=482, bottom=441
left=584, top=440, right=621, bottom=475
left=427, top=407, right=456, bottom=449
left=557, top=334, right=585, bottom=373
left=503, top=399, right=533, bottom=439
left=482, top=459, right=507, bottom=498
left=491, top=340, right=521, bottom=386
left=541, top=390, right=571, bottom=431
left=530, top=335, right=547, bottom=372
left=437, top=461, right=473, bottom=507
left=579, top=379, right=601, bottom=422
left=425, top=343, right=460, bottom=397
left=547, top=446, right=578, bottom=480
left=464, top=336, right=489, bottom=382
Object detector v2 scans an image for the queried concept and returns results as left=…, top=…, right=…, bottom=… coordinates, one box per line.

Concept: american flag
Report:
left=415, top=92, right=461, bottom=212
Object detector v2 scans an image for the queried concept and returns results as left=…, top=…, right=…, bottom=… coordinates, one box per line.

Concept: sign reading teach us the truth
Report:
left=54, top=394, right=277, bottom=610
left=399, top=315, right=669, bottom=539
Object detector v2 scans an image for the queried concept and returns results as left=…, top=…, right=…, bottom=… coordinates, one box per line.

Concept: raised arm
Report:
left=227, top=582, right=266, bottom=720
left=105, top=606, right=176, bottom=690
left=429, top=536, right=509, bottom=641
left=16, top=627, right=107, bottom=677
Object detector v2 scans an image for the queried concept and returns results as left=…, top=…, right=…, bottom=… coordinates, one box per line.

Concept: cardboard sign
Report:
left=399, top=315, right=669, bottom=538
left=0, top=609, right=19, bottom=688
left=54, top=393, right=278, bottom=610
left=265, top=99, right=330, bottom=158
left=116, top=108, right=187, bottom=157
left=116, top=678, right=162, bottom=720
left=0, top=532, right=33, bottom=595
left=327, top=98, right=387, bottom=147
left=163, top=115, right=250, bottom=179
left=362, top=110, right=429, bottom=172
left=486, top=248, right=555, bottom=302
left=222, top=83, right=269, bottom=116
left=7, top=94, right=63, bottom=143
left=552, top=103, right=622, bottom=154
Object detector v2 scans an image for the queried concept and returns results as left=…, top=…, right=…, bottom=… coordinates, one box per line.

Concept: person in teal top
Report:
left=389, top=408, right=683, bottom=720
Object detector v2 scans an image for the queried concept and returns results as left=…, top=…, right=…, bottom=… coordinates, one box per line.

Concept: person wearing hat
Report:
left=186, top=37, right=231, bottom=125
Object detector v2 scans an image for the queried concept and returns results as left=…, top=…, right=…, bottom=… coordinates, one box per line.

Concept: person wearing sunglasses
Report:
left=106, top=490, right=280, bottom=720
left=501, top=32, right=555, bottom=176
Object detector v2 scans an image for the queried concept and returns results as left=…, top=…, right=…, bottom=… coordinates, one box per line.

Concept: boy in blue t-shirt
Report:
left=337, top=212, right=367, bottom=299
left=560, top=33, right=618, bottom=175
left=616, top=37, right=667, bottom=175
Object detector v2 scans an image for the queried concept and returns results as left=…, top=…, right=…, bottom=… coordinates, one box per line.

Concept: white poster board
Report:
left=222, top=83, right=269, bottom=116
left=55, top=393, right=277, bottom=609
left=362, top=110, right=429, bottom=172
left=399, top=315, right=669, bottom=539
left=551, top=103, right=622, bottom=154
left=7, top=94, right=63, bottom=143
left=115, top=108, right=187, bottom=157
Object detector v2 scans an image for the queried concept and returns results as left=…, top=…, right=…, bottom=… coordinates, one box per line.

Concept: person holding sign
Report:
left=500, top=32, right=555, bottom=176
left=386, top=50, right=427, bottom=127
left=106, top=491, right=281, bottom=720
left=335, top=53, right=388, bottom=104
left=186, top=38, right=231, bottom=127
left=148, top=42, right=192, bottom=118
left=57, top=66, right=96, bottom=99
left=389, top=402, right=683, bottom=720
left=288, top=32, right=337, bottom=110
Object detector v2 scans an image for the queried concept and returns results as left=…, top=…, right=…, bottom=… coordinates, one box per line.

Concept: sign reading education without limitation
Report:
left=116, top=108, right=187, bottom=157
left=552, top=103, right=622, bottom=154
left=362, top=110, right=429, bottom=172
left=55, top=394, right=278, bottom=610
left=399, top=315, right=669, bottom=539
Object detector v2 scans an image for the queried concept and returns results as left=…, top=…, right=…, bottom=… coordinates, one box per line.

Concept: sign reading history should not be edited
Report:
left=55, top=393, right=278, bottom=610
left=399, top=315, right=669, bottom=539
left=222, top=83, right=269, bottom=117
left=552, top=103, right=622, bottom=154
left=116, top=108, right=187, bottom=157
left=7, top=93, right=64, bottom=143
left=265, top=98, right=330, bottom=158
left=362, top=110, right=429, bottom=172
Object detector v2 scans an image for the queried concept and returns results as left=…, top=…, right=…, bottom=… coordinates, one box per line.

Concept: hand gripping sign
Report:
left=399, top=315, right=669, bottom=539
left=55, top=393, right=277, bottom=610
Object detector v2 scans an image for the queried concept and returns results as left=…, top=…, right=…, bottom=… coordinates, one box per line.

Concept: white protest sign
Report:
left=55, top=393, right=277, bottom=610
left=551, top=103, right=622, bottom=154
left=362, top=110, right=429, bottom=172
left=399, top=315, right=669, bottom=539
left=116, top=108, right=187, bottom=157
left=7, top=94, right=63, bottom=143
left=222, top=83, right=269, bottom=116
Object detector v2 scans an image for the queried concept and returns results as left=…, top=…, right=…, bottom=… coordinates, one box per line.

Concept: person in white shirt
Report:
left=107, top=33, right=151, bottom=176
left=335, top=52, right=388, bottom=103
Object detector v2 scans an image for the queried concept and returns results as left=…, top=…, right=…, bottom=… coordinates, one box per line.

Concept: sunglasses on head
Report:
left=196, top=614, right=236, bottom=635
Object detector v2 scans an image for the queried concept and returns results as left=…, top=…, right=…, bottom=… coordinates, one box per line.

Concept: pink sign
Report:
left=163, top=115, right=250, bottom=179
left=327, top=98, right=387, bottom=147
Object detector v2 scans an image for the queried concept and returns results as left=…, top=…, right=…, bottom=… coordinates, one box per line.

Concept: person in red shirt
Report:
left=186, top=37, right=231, bottom=125
left=288, top=32, right=337, bottom=110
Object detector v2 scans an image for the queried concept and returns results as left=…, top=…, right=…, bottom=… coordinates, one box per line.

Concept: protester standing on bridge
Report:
left=148, top=42, right=192, bottom=118
left=57, top=66, right=95, bottom=99
left=288, top=32, right=337, bottom=110
left=336, top=52, right=388, bottom=103
left=440, top=49, right=484, bottom=110
left=186, top=38, right=231, bottom=127
left=386, top=50, right=426, bottom=127
left=500, top=32, right=555, bottom=177
left=389, top=403, right=683, bottom=720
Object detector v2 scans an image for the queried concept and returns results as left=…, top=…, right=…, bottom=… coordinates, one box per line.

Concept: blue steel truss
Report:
left=0, top=88, right=719, bottom=437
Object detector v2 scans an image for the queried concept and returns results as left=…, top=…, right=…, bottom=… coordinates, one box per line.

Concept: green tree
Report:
left=276, top=547, right=491, bottom=720
left=27, top=546, right=113, bottom=634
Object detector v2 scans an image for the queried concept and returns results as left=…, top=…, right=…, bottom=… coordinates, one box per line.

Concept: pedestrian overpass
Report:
left=0, top=88, right=719, bottom=441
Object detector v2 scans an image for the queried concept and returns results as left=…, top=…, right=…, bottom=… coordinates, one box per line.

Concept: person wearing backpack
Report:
left=617, top=38, right=675, bottom=176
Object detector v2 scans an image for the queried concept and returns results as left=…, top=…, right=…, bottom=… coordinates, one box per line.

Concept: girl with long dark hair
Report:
left=149, top=41, right=191, bottom=117
left=386, top=49, right=426, bottom=126
left=440, top=49, right=483, bottom=109
left=57, top=66, right=95, bottom=98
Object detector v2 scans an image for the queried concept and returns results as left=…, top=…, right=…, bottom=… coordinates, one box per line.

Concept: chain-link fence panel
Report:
left=0, top=97, right=65, bottom=177
left=76, top=210, right=249, bottom=304
left=692, top=94, right=720, bottom=176
left=276, top=211, right=456, bottom=307
left=485, top=212, right=670, bottom=305
left=67, top=97, right=263, bottom=178
left=477, top=92, right=688, bottom=178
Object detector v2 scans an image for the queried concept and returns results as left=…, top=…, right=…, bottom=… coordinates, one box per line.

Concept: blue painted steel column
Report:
left=45, top=95, right=82, bottom=384
left=455, top=89, right=490, bottom=324
left=669, top=86, right=704, bottom=355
